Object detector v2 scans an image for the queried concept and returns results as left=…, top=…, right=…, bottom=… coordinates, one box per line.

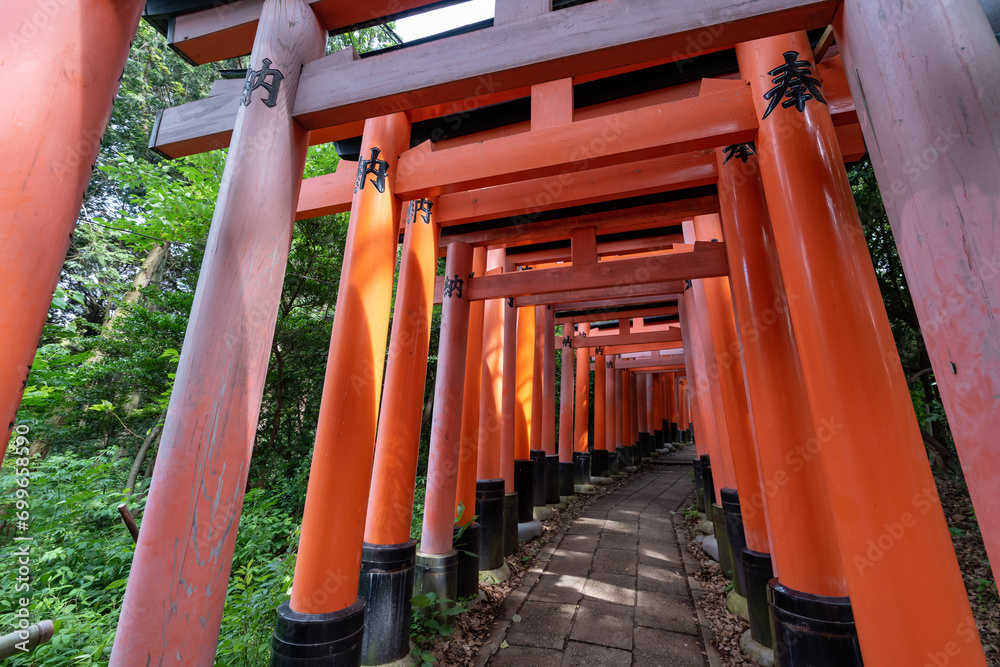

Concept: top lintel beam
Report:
left=293, top=0, right=839, bottom=130
left=165, top=0, right=468, bottom=65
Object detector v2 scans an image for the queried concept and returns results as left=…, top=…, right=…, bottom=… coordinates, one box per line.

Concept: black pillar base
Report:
left=608, top=451, right=620, bottom=475
left=700, top=455, right=715, bottom=509
left=711, top=503, right=735, bottom=580
left=503, top=492, right=518, bottom=557
left=559, top=462, right=575, bottom=496
left=653, top=429, right=664, bottom=450
left=529, top=450, right=547, bottom=507
left=454, top=523, right=480, bottom=601
left=545, top=455, right=561, bottom=504
left=742, top=549, right=775, bottom=648
left=692, top=459, right=704, bottom=513
left=514, top=460, right=535, bottom=521
left=769, top=581, right=862, bottom=667
left=720, top=488, right=748, bottom=597
left=414, top=550, right=458, bottom=609
left=573, top=452, right=591, bottom=485
left=591, top=448, right=610, bottom=477
left=271, top=598, right=365, bottom=666
left=638, top=432, right=652, bottom=459
left=619, top=446, right=632, bottom=467
left=358, top=541, right=415, bottom=666
left=476, top=479, right=505, bottom=571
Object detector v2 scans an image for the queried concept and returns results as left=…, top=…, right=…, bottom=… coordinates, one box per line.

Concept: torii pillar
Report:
left=592, top=348, right=609, bottom=477
left=476, top=249, right=508, bottom=572
left=454, top=247, right=486, bottom=598
left=835, top=0, right=1000, bottom=591
left=414, top=242, right=473, bottom=607
left=717, top=143, right=855, bottom=659
left=558, top=329, right=576, bottom=496
left=360, top=199, right=439, bottom=666
left=738, top=32, right=986, bottom=666
left=111, top=2, right=327, bottom=663
left=573, top=324, right=591, bottom=483
left=276, top=107, right=411, bottom=664
left=1, top=1, right=144, bottom=457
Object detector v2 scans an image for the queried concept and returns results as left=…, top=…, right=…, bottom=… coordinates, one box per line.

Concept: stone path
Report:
left=477, top=459, right=710, bottom=667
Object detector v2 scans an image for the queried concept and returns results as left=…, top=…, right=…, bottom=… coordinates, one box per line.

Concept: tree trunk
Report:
left=125, top=410, right=165, bottom=493
left=104, top=241, right=170, bottom=328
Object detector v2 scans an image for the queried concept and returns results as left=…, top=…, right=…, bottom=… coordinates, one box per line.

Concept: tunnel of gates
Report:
left=3, top=0, right=1000, bottom=665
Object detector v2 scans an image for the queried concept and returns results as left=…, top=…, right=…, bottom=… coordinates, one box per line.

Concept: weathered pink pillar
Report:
left=836, top=0, right=1000, bottom=586
left=112, top=2, right=325, bottom=662
left=541, top=306, right=557, bottom=455
left=1, top=1, right=144, bottom=455
left=559, top=332, right=575, bottom=463
left=419, top=242, right=473, bottom=553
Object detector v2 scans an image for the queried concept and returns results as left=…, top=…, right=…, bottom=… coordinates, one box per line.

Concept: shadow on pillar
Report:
left=711, top=503, right=735, bottom=580
left=559, top=462, right=575, bottom=496
left=529, top=450, right=547, bottom=507
left=693, top=459, right=705, bottom=513
left=768, top=580, right=863, bottom=667
left=503, top=492, right=518, bottom=557
left=591, top=449, right=610, bottom=478
left=358, top=541, right=416, bottom=666
left=741, top=549, right=774, bottom=648
left=476, top=479, right=505, bottom=570
left=573, top=452, right=591, bottom=485
left=545, top=455, right=560, bottom=504
left=700, top=455, right=715, bottom=512
left=515, top=459, right=535, bottom=517
left=720, top=489, right=748, bottom=597
left=271, top=599, right=365, bottom=666
left=454, top=523, right=480, bottom=601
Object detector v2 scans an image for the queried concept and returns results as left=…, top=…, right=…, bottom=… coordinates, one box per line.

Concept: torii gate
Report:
left=2, top=1, right=998, bottom=666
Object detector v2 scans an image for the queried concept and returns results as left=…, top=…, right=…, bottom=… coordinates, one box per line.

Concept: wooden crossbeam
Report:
left=604, top=341, right=683, bottom=355
left=575, top=328, right=682, bottom=349
left=150, top=0, right=843, bottom=158
left=555, top=305, right=678, bottom=325
left=515, top=286, right=685, bottom=309
left=507, top=234, right=682, bottom=267
left=433, top=151, right=718, bottom=227
left=393, top=88, right=757, bottom=198
left=441, top=197, right=713, bottom=248
left=164, top=0, right=470, bottom=65
left=293, top=0, right=838, bottom=129
left=466, top=243, right=727, bottom=301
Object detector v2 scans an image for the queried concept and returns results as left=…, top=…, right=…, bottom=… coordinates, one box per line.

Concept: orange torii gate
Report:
left=2, top=0, right=998, bottom=666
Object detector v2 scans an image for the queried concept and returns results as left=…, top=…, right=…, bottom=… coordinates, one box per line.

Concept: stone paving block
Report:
left=579, top=509, right=609, bottom=519
left=488, top=645, right=565, bottom=666
left=561, top=641, right=631, bottom=667
left=637, top=542, right=685, bottom=569
left=547, top=549, right=594, bottom=577
left=599, top=531, right=638, bottom=551
left=559, top=533, right=599, bottom=553
left=531, top=573, right=586, bottom=605
left=592, top=547, right=637, bottom=575
left=632, top=626, right=706, bottom=666
left=582, top=571, right=636, bottom=606
left=637, top=562, right=689, bottom=596
left=603, top=519, right=639, bottom=535
left=635, top=589, right=699, bottom=635
left=568, top=598, right=635, bottom=651
left=504, top=601, right=577, bottom=650
left=567, top=518, right=604, bottom=535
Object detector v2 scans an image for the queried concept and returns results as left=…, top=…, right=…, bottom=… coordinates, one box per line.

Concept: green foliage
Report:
left=0, top=452, right=138, bottom=666
left=409, top=592, right=470, bottom=666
